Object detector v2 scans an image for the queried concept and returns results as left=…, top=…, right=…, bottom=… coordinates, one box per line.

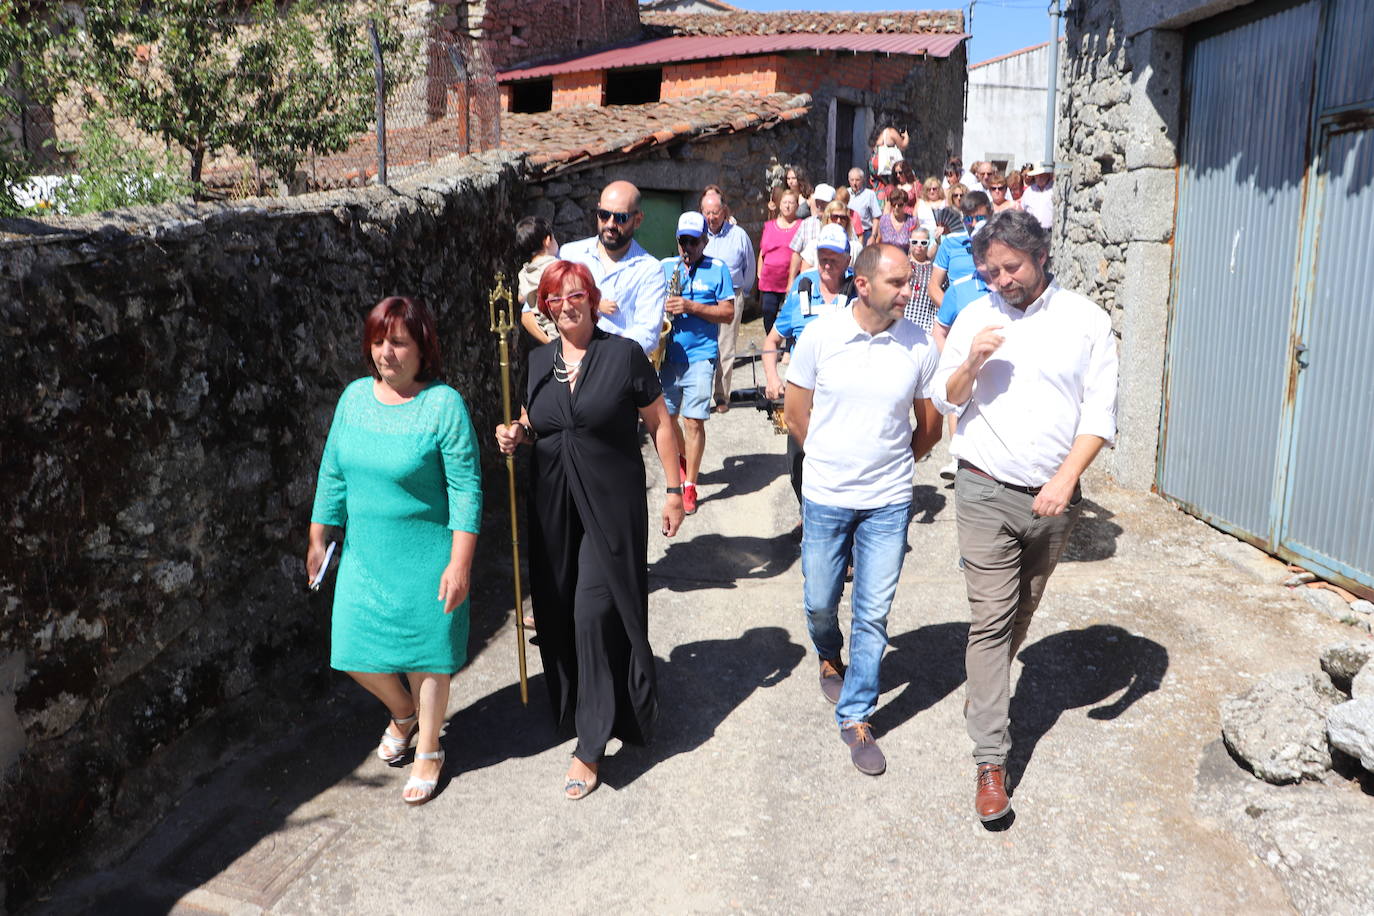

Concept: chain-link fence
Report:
left=2, top=7, right=500, bottom=218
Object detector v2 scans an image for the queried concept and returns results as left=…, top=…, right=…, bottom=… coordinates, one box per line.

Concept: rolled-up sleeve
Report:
left=931, top=315, right=973, bottom=417
left=1075, top=317, right=1119, bottom=445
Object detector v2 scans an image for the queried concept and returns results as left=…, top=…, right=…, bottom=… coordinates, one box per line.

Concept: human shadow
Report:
left=650, top=531, right=798, bottom=592
left=443, top=672, right=563, bottom=777
left=602, top=626, right=805, bottom=789
left=911, top=483, right=947, bottom=524
left=696, top=451, right=788, bottom=506
left=870, top=621, right=969, bottom=738
left=1060, top=498, right=1122, bottom=562
left=1005, top=624, right=1168, bottom=791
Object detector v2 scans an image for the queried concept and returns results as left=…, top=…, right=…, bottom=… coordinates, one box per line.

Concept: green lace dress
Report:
left=311, top=378, right=482, bottom=673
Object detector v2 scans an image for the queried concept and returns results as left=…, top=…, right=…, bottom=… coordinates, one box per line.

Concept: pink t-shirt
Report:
left=759, top=218, right=802, bottom=293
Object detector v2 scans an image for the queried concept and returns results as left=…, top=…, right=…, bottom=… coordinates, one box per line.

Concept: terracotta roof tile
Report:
left=640, top=10, right=964, bottom=37
left=501, top=92, right=813, bottom=176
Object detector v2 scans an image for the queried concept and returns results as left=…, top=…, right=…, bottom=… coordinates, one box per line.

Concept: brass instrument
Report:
left=488, top=276, right=529, bottom=706
left=650, top=259, right=684, bottom=371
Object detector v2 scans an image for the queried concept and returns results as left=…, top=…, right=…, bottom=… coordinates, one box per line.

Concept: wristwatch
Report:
left=665, top=486, right=683, bottom=495
left=520, top=422, right=536, bottom=442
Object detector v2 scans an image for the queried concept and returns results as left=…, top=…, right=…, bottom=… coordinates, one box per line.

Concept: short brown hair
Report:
left=363, top=297, right=442, bottom=381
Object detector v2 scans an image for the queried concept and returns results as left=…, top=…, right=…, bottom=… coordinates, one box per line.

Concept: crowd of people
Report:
left=306, top=133, right=1115, bottom=825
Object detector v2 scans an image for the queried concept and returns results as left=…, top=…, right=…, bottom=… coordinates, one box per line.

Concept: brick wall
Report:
left=552, top=71, right=603, bottom=108
left=661, top=56, right=783, bottom=98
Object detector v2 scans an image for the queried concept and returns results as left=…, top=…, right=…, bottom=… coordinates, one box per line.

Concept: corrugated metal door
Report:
left=1158, top=0, right=1320, bottom=541
left=1161, top=0, right=1374, bottom=594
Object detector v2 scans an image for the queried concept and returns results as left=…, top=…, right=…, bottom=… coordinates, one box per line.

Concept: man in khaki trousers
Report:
left=933, top=209, right=1118, bottom=823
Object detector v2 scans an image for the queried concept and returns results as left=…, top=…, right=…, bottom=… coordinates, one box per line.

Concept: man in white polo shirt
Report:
left=783, top=243, right=943, bottom=776
left=933, top=208, right=1117, bottom=823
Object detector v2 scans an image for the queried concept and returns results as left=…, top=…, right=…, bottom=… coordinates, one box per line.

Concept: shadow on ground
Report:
left=871, top=621, right=969, bottom=738
left=696, top=451, right=788, bottom=505
left=650, top=531, right=798, bottom=591
left=1061, top=498, right=1123, bottom=562
left=1006, top=624, right=1168, bottom=789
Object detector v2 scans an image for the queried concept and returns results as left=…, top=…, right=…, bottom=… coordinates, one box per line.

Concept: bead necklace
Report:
left=553, top=349, right=583, bottom=385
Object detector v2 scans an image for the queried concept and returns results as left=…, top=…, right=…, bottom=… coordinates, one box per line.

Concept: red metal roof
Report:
left=498, top=32, right=969, bottom=82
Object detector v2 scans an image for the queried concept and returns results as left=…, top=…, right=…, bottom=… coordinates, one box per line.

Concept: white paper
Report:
left=310, top=541, right=337, bottom=590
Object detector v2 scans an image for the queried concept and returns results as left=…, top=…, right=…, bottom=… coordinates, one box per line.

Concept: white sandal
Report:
left=377, top=712, right=418, bottom=764
left=403, top=749, right=445, bottom=806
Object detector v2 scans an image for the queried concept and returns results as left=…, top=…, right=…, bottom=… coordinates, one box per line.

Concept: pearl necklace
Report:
left=553, top=349, right=583, bottom=385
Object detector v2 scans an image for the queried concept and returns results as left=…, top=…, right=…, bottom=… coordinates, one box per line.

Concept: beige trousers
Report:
left=712, top=290, right=746, bottom=406
left=955, top=467, right=1082, bottom=766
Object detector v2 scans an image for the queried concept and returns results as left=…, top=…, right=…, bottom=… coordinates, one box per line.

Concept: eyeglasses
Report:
left=545, top=290, right=590, bottom=307
left=595, top=208, right=635, bottom=225
left=951, top=194, right=964, bottom=201
left=829, top=214, right=850, bottom=222
left=912, top=240, right=931, bottom=247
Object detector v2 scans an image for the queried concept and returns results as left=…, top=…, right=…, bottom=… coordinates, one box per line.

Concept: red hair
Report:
left=362, top=296, right=442, bottom=381
left=536, top=260, right=602, bottom=320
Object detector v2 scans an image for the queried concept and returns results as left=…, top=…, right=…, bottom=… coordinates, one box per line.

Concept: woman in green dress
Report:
left=307, top=296, right=482, bottom=806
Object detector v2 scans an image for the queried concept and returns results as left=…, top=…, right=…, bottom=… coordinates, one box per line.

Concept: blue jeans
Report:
left=801, top=498, right=912, bottom=726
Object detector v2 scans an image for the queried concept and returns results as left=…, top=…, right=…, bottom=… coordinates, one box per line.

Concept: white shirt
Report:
left=787, top=308, right=940, bottom=509
left=932, top=281, right=1118, bottom=488
left=1020, top=182, right=1053, bottom=229
left=703, top=221, right=756, bottom=292
left=561, top=236, right=667, bottom=354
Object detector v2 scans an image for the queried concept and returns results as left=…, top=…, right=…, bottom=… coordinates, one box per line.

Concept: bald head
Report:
left=601, top=180, right=641, bottom=213
left=701, top=192, right=725, bottom=233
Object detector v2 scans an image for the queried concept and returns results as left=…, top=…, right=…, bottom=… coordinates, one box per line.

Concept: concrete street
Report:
left=38, top=328, right=1361, bottom=915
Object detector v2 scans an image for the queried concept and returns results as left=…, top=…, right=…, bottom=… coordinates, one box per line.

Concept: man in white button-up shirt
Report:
left=784, top=243, right=943, bottom=776
left=561, top=180, right=667, bottom=355
left=932, top=209, right=1118, bottom=823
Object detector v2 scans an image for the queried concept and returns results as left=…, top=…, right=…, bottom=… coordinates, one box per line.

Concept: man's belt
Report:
left=957, top=460, right=1044, bottom=497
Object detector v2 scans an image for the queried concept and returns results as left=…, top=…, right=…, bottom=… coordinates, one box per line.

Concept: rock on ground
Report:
left=1220, top=671, right=1345, bottom=783
left=1321, top=641, right=1374, bottom=693
left=1327, top=699, right=1374, bottom=773
left=1352, top=661, right=1374, bottom=701
left=1195, top=739, right=1374, bottom=916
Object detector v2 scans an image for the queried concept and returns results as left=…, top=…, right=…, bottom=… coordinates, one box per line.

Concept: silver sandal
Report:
left=403, top=750, right=445, bottom=806
left=377, top=712, right=418, bottom=764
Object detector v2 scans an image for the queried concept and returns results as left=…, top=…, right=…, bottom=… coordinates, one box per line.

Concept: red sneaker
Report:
left=682, top=482, right=698, bottom=515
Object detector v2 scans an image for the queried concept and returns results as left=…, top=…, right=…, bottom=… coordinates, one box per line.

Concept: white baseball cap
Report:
left=676, top=211, right=706, bottom=237
left=816, top=223, right=850, bottom=255
left=812, top=183, right=836, bottom=203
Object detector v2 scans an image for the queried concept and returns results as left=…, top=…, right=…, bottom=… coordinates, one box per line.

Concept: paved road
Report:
left=42, top=336, right=1357, bottom=914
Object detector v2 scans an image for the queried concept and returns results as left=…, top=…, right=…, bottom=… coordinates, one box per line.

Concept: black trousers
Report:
left=786, top=433, right=805, bottom=508
left=571, top=532, right=633, bottom=763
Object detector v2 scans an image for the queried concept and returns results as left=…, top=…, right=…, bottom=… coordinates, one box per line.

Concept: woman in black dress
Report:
left=495, top=260, right=684, bottom=799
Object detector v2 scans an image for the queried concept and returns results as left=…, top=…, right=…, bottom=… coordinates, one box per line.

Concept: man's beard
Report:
left=599, top=226, right=630, bottom=250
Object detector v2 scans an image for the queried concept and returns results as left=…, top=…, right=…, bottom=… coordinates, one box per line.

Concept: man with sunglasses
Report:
left=561, top=180, right=667, bottom=355
left=659, top=212, right=736, bottom=515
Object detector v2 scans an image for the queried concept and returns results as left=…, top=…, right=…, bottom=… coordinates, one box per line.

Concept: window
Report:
left=510, top=79, right=553, bottom=114
left=604, top=68, right=663, bottom=106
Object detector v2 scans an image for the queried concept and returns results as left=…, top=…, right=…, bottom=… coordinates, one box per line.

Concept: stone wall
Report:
left=0, top=151, right=527, bottom=910
left=440, top=0, right=642, bottom=70
left=1055, top=0, right=1182, bottom=489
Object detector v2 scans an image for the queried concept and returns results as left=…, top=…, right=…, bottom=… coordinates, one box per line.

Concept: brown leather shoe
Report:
left=975, top=763, right=1011, bottom=822
left=818, top=657, right=846, bottom=704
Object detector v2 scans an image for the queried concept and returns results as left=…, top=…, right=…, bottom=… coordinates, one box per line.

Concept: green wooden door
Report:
left=636, top=190, right=691, bottom=261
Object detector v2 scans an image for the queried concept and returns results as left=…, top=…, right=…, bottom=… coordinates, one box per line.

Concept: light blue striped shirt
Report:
left=703, top=221, right=756, bottom=293
left=561, top=236, right=667, bottom=354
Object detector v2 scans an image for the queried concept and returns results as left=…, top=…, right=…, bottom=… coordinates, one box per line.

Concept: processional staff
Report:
left=488, top=276, right=529, bottom=705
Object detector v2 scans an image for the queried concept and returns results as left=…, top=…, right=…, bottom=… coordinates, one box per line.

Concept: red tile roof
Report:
left=501, top=92, right=812, bottom=176
left=499, top=31, right=967, bottom=82
left=640, top=10, right=965, bottom=36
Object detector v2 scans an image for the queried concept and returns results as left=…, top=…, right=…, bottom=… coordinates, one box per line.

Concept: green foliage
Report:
left=50, top=116, right=194, bottom=214
left=0, top=1, right=72, bottom=215
left=71, top=0, right=414, bottom=191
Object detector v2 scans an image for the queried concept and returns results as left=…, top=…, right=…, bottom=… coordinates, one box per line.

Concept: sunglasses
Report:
left=912, top=240, right=931, bottom=247
left=988, top=185, right=1007, bottom=191
left=595, top=208, right=635, bottom=225
left=952, top=194, right=964, bottom=201
left=545, top=290, right=589, bottom=307
left=677, top=235, right=703, bottom=246
left=829, top=214, right=850, bottom=222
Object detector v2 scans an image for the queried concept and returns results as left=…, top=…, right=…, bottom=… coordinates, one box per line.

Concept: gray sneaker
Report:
left=818, top=657, right=846, bottom=704
left=840, top=721, right=885, bottom=775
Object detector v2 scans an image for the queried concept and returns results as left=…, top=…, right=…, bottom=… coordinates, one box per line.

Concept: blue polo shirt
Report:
left=661, top=255, right=734, bottom=365
left=775, top=268, right=855, bottom=344
left=936, top=272, right=990, bottom=329
left=934, top=230, right=976, bottom=285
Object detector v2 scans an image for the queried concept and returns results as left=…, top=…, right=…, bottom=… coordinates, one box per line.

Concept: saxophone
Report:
left=650, top=259, right=683, bottom=371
